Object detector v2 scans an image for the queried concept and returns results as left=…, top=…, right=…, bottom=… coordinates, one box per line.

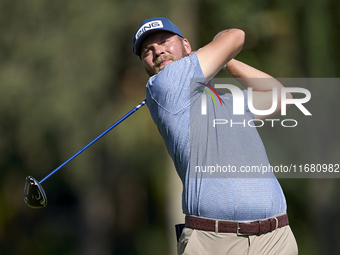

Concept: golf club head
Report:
left=24, top=176, right=47, bottom=209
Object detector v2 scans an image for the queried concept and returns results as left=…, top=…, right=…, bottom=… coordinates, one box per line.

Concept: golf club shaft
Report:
left=39, top=100, right=146, bottom=184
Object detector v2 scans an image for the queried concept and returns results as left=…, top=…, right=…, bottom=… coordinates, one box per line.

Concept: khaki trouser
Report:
left=178, top=225, right=298, bottom=255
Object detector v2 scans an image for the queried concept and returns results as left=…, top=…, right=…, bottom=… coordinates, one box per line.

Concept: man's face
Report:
left=140, top=31, right=191, bottom=76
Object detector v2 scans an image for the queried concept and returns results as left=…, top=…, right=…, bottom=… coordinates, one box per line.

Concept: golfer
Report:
left=133, top=17, right=298, bottom=255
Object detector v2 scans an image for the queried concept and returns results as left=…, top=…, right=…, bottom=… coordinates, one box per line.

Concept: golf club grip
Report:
left=39, top=100, right=146, bottom=184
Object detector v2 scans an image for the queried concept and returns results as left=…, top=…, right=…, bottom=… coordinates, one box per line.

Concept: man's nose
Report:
left=154, top=44, right=165, bottom=57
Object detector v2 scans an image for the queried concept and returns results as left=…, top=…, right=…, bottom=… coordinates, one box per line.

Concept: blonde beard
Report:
left=147, top=42, right=189, bottom=76
left=154, top=55, right=175, bottom=74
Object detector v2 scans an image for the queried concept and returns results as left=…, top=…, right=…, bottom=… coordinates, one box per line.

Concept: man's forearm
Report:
left=224, top=59, right=292, bottom=118
left=224, top=59, right=283, bottom=92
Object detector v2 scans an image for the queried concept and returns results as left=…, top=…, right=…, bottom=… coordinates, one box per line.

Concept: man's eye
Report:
left=143, top=49, right=151, bottom=56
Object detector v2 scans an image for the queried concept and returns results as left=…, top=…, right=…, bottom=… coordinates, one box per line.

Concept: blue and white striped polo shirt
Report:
left=146, top=53, right=287, bottom=221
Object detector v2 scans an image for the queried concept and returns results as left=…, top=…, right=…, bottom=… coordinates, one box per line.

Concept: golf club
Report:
left=24, top=100, right=146, bottom=209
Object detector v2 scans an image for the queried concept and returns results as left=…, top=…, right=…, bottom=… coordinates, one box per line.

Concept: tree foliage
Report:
left=0, top=0, right=339, bottom=254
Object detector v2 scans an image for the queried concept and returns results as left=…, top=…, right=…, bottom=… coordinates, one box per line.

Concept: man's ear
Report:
left=182, top=38, right=192, bottom=55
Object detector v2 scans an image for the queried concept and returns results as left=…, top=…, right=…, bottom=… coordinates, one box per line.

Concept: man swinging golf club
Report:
left=133, top=17, right=298, bottom=255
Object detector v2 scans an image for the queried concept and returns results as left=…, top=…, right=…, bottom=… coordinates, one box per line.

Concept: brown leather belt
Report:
left=185, top=213, right=289, bottom=236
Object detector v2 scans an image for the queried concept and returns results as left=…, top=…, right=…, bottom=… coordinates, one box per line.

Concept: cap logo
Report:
left=135, top=20, right=164, bottom=40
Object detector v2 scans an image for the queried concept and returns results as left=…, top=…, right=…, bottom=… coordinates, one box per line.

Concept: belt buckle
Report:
left=236, top=222, right=247, bottom=236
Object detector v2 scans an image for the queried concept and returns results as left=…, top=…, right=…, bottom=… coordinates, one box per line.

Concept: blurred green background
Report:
left=1, top=0, right=340, bottom=254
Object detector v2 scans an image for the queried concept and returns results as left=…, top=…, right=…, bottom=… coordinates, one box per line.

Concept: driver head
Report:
left=24, top=176, right=47, bottom=208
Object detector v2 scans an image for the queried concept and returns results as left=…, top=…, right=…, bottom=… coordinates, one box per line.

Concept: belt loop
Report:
left=274, top=217, right=278, bottom=230
left=215, top=220, right=219, bottom=234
